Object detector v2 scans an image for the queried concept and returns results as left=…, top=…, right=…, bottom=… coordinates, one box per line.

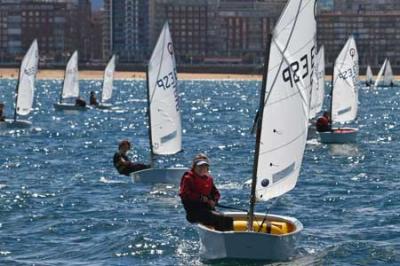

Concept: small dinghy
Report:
left=96, top=55, right=116, bottom=109
left=319, top=36, right=359, bottom=144
left=0, top=40, right=38, bottom=129
left=197, top=0, right=316, bottom=261
left=365, top=65, right=373, bottom=86
left=374, top=58, right=394, bottom=88
left=131, top=22, right=186, bottom=184
left=54, top=51, right=89, bottom=111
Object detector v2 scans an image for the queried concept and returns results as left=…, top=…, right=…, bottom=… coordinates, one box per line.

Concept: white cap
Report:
left=195, top=160, right=209, bottom=166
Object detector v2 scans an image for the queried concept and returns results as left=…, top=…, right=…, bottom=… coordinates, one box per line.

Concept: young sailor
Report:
left=316, top=111, right=332, bottom=132
left=113, top=140, right=150, bottom=176
left=0, top=103, right=5, bottom=121
left=89, top=91, right=98, bottom=106
left=179, top=153, right=233, bottom=231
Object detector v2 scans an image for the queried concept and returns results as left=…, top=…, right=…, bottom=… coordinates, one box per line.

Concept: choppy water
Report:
left=0, top=79, right=399, bottom=265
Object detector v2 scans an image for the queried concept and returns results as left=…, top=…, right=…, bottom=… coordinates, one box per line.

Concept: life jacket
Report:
left=316, top=116, right=331, bottom=132
left=179, top=170, right=219, bottom=202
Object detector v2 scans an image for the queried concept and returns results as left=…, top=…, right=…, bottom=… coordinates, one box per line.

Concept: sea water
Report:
left=0, top=79, right=399, bottom=265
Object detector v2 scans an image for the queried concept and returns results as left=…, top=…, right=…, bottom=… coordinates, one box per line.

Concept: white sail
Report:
left=16, top=39, right=39, bottom=116
left=366, top=65, right=373, bottom=83
left=309, top=46, right=325, bottom=119
left=331, top=36, right=359, bottom=123
left=62, top=51, right=79, bottom=99
left=101, top=55, right=116, bottom=102
left=374, top=59, right=387, bottom=88
left=383, top=59, right=393, bottom=86
left=255, top=0, right=317, bottom=201
left=147, top=22, right=182, bottom=155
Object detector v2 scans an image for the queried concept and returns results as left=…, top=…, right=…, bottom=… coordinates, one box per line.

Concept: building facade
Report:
left=103, top=0, right=149, bottom=62
left=0, top=0, right=92, bottom=64
left=317, top=0, right=400, bottom=71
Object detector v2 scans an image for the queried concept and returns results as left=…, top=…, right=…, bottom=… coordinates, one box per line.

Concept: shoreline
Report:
left=0, top=68, right=385, bottom=81
left=0, top=68, right=261, bottom=81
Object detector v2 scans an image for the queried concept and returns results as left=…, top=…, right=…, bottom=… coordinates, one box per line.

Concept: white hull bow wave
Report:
left=197, top=0, right=317, bottom=261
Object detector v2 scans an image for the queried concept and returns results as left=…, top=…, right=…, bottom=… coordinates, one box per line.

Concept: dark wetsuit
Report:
left=90, top=95, right=98, bottom=106
left=113, top=152, right=150, bottom=176
left=75, top=98, right=86, bottom=107
left=179, top=170, right=233, bottom=231
left=0, top=109, right=4, bottom=122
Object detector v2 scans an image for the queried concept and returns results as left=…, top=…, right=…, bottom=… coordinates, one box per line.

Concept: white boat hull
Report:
left=131, top=167, right=186, bottom=184
left=197, top=212, right=303, bottom=262
left=54, top=103, right=89, bottom=111
left=0, top=119, right=32, bottom=128
left=319, top=127, right=358, bottom=144
left=96, top=103, right=112, bottom=109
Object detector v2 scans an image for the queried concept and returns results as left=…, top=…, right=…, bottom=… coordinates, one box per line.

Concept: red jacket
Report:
left=316, top=116, right=331, bottom=132
left=179, top=170, right=220, bottom=203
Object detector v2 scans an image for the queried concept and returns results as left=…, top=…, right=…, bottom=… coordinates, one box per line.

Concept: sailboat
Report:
left=365, top=65, right=373, bottom=86
left=197, top=0, right=316, bottom=261
left=0, top=40, right=39, bottom=128
left=374, top=58, right=394, bottom=87
left=131, top=22, right=186, bottom=184
left=54, top=51, right=88, bottom=111
left=319, top=36, right=359, bottom=144
left=97, top=55, right=116, bottom=109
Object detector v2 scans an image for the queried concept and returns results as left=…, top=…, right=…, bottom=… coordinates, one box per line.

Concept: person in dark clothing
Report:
left=316, top=111, right=332, bottom=132
left=113, top=140, right=151, bottom=176
left=89, top=91, right=98, bottom=106
left=179, top=153, right=233, bottom=231
left=75, top=97, right=86, bottom=107
left=0, top=103, right=5, bottom=122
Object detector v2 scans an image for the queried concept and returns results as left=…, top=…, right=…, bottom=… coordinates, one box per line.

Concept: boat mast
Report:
left=329, top=62, right=335, bottom=120
left=59, top=67, right=66, bottom=104
left=13, top=72, right=21, bottom=122
left=248, top=34, right=272, bottom=231
left=145, top=69, right=155, bottom=167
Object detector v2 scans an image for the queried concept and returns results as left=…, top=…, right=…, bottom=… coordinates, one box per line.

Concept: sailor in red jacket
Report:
left=316, top=111, right=332, bottom=132
left=179, top=153, right=233, bottom=231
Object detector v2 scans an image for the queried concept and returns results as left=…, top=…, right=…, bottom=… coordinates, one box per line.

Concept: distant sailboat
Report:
left=97, top=55, right=116, bottom=109
left=365, top=65, right=373, bottom=86
left=197, top=0, right=316, bottom=261
left=374, top=58, right=394, bottom=87
left=1, top=40, right=39, bottom=128
left=131, top=22, right=186, bottom=184
left=54, top=51, right=88, bottom=111
left=319, top=36, right=359, bottom=143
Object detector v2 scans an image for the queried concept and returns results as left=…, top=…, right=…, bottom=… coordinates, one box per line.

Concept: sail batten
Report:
left=147, top=22, right=182, bottom=155
left=62, top=51, right=79, bottom=99
left=331, top=36, right=359, bottom=124
left=16, top=39, right=39, bottom=116
left=254, top=0, right=316, bottom=202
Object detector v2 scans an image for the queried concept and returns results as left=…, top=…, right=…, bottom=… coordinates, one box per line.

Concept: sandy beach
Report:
left=0, top=68, right=262, bottom=80
left=0, top=68, right=386, bottom=81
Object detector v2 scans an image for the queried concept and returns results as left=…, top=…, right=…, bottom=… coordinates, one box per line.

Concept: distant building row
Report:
left=1, top=0, right=400, bottom=72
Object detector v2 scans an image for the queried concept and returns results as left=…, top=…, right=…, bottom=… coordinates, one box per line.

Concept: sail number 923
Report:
left=282, top=46, right=316, bottom=88
left=156, top=69, right=180, bottom=112
left=157, top=69, right=178, bottom=90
